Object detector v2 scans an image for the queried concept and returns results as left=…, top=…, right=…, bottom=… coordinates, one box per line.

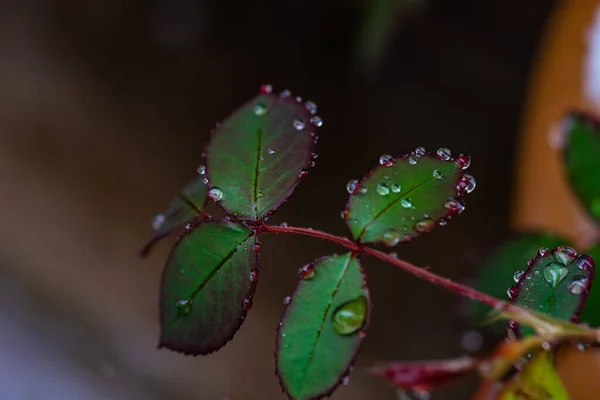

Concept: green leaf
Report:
left=563, top=111, right=600, bottom=222
left=580, top=243, right=600, bottom=327
left=498, top=350, right=569, bottom=399
left=142, top=176, right=208, bottom=256
left=468, top=233, right=568, bottom=331
left=206, top=86, right=319, bottom=220
left=159, top=218, right=259, bottom=355
left=508, top=246, right=595, bottom=336
left=344, top=150, right=473, bottom=244
left=276, top=253, right=370, bottom=400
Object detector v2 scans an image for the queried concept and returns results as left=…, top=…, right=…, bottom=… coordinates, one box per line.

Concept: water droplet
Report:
left=457, top=174, right=476, bottom=195
left=267, top=147, right=276, bottom=155
left=415, top=219, right=435, bottom=233
left=295, top=96, right=302, bottom=103
left=513, top=270, right=525, bottom=283
left=538, top=247, right=548, bottom=256
left=391, top=184, right=402, bottom=193
left=305, top=100, right=318, bottom=115
left=259, top=84, right=273, bottom=94
left=293, top=119, right=305, bottom=130
left=359, top=187, right=368, bottom=194
left=415, top=146, right=426, bottom=157
left=346, top=180, right=359, bottom=194
left=432, top=169, right=443, bottom=180
left=283, top=296, right=291, bottom=305
left=332, top=296, right=367, bottom=335
left=253, top=243, right=262, bottom=253
left=298, top=169, right=309, bottom=178
left=280, top=89, right=291, bottom=98
left=184, top=223, right=192, bottom=233
left=543, top=262, right=569, bottom=288
left=438, top=219, right=448, bottom=226
left=568, top=275, right=589, bottom=294
left=400, top=198, right=413, bottom=208
left=341, top=210, right=349, bottom=219
left=461, top=330, right=483, bottom=353
left=576, top=254, right=595, bottom=271
left=342, top=376, right=350, bottom=386
left=253, top=103, right=267, bottom=116
left=379, top=154, right=394, bottom=166
left=310, top=116, right=323, bottom=127
left=280, top=222, right=288, bottom=228
left=208, top=187, right=223, bottom=201
left=444, top=197, right=465, bottom=215
left=176, top=298, right=192, bottom=315
left=408, top=156, right=417, bottom=165
left=197, top=165, right=206, bottom=175
left=242, top=298, right=253, bottom=312
left=152, top=214, right=165, bottom=230
left=555, top=246, right=578, bottom=265
left=298, top=264, right=316, bottom=280
left=310, top=161, right=316, bottom=167
left=507, top=286, right=519, bottom=299
left=249, top=268, right=259, bottom=282
left=389, top=252, right=398, bottom=258
left=437, top=148, right=451, bottom=160
left=455, top=154, right=471, bottom=170
left=382, top=230, right=402, bottom=246
left=202, top=177, right=209, bottom=184
left=376, top=183, right=390, bottom=196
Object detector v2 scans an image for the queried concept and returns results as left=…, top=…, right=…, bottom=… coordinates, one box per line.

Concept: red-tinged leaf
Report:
left=142, top=176, right=208, bottom=256
left=159, top=218, right=259, bottom=355
left=370, top=356, right=475, bottom=393
left=276, top=253, right=370, bottom=400
left=581, top=243, right=600, bottom=327
left=508, top=246, right=595, bottom=336
left=206, top=86, right=320, bottom=221
left=344, top=148, right=473, bottom=245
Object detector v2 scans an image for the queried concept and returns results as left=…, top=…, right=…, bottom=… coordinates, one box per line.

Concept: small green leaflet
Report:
left=159, top=218, right=259, bottom=355
left=468, top=232, right=568, bottom=332
left=276, top=253, right=370, bottom=400
left=563, top=110, right=600, bottom=222
left=206, top=87, right=320, bottom=220
left=344, top=150, right=473, bottom=245
left=508, top=246, right=595, bottom=336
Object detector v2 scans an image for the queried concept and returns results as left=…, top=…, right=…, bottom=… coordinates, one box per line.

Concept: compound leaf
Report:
left=276, top=253, right=370, bottom=400
left=563, top=111, right=600, bottom=222
left=159, top=218, right=259, bottom=355
left=206, top=86, right=320, bottom=220
left=344, top=149, right=473, bottom=245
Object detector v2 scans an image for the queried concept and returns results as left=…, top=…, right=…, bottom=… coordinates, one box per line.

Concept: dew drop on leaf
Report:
left=543, top=262, right=569, bottom=288
left=538, top=247, right=549, bottom=257
left=432, top=169, right=443, bottom=180
left=342, top=376, right=350, bottom=386
left=280, top=89, right=291, bottom=98
left=253, top=103, right=267, bottom=116
left=568, top=275, right=589, bottom=294
left=253, top=243, right=262, bottom=253
left=310, top=116, right=323, bottom=127
left=400, top=198, right=413, bottom=209
left=283, top=296, right=291, bottom=305
left=444, top=197, right=465, bottom=215
left=513, top=270, right=525, bottom=283
left=305, top=101, right=318, bottom=115
left=341, top=210, right=349, bottom=219
left=408, top=156, right=417, bottom=165
left=376, top=183, right=390, bottom=196
left=298, top=264, right=316, bottom=280
left=197, top=165, right=206, bottom=175
left=507, top=286, right=519, bottom=299
left=346, top=180, right=359, bottom=194
left=208, top=187, right=224, bottom=202
left=298, top=169, right=309, bottom=179
left=331, top=295, right=367, bottom=335
left=202, top=177, right=209, bottom=184
left=293, top=119, right=305, bottom=130
left=242, top=298, right=253, bottom=312
left=152, top=214, right=165, bottom=230
left=382, top=229, right=402, bottom=246
left=379, top=154, right=394, bottom=166
left=576, top=254, right=595, bottom=271
left=456, top=174, right=476, bottom=195
left=555, top=246, right=578, bottom=265
left=176, top=298, right=192, bottom=315
left=259, top=84, right=273, bottom=94
left=389, top=252, right=398, bottom=258
left=267, top=147, right=276, bottom=155
left=415, top=146, right=426, bottom=157
left=455, top=154, right=471, bottom=170
left=437, top=147, right=451, bottom=160
left=249, top=268, right=259, bottom=282
left=391, top=184, right=402, bottom=193
left=414, top=219, right=435, bottom=233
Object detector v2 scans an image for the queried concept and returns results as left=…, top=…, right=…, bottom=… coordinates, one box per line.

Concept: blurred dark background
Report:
left=0, top=0, right=560, bottom=398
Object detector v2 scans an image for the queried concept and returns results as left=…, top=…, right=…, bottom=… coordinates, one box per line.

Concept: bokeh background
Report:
left=0, top=0, right=597, bottom=399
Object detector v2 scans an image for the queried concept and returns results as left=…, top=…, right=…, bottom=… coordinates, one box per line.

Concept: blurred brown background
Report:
left=0, top=0, right=579, bottom=399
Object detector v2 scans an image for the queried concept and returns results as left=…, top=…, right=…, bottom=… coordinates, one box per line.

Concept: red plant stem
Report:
left=261, top=223, right=502, bottom=308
